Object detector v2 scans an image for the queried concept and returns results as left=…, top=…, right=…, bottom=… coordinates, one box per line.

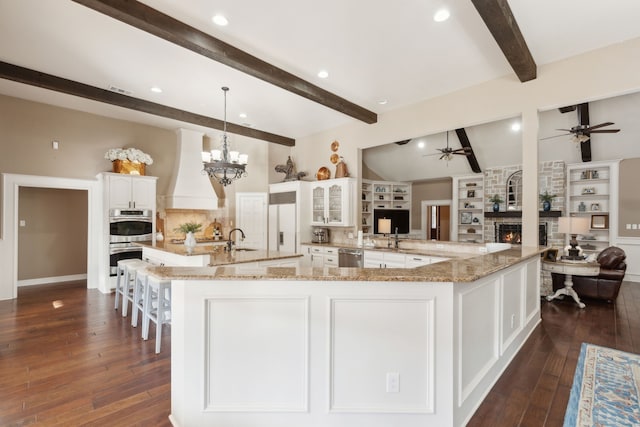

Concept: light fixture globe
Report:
left=202, top=87, right=248, bottom=186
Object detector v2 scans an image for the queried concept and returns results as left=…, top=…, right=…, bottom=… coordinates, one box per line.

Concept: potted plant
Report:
left=539, top=191, right=556, bottom=211
left=488, top=194, right=503, bottom=212
left=175, top=222, right=202, bottom=250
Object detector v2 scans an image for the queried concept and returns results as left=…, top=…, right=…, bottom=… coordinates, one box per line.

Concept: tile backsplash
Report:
left=160, top=208, right=231, bottom=241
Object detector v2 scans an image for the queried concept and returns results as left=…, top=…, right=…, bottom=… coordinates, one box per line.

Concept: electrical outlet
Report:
left=52, top=140, right=59, bottom=150
left=19, top=220, right=26, bottom=227
left=386, top=372, right=400, bottom=393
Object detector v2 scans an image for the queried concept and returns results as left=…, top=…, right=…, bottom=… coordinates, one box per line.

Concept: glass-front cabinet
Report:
left=310, top=178, right=355, bottom=226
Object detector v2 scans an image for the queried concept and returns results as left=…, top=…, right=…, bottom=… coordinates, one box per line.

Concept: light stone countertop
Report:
left=146, top=245, right=544, bottom=283
left=136, top=241, right=302, bottom=265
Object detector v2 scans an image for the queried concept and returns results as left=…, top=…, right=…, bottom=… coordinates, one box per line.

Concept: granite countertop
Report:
left=301, top=241, right=471, bottom=259
left=136, top=241, right=302, bottom=265
left=147, top=246, right=544, bottom=283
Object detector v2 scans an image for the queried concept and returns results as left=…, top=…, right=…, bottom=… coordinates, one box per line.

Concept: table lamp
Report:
left=558, top=216, right=590, bottom=260
left=378, top=218, right=392, bottom=248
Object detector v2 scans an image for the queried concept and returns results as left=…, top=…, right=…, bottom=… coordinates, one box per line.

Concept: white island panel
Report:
left=206, top=297, right=309, bottom=412
left=330, top=298, right=434, bottom=413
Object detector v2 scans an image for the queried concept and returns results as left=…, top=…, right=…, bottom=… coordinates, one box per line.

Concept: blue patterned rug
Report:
left=565, top=343, right=640, bottom=426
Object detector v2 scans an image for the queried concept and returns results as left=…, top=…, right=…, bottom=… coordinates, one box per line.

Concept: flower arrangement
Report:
left=104, top=147, right=153, bottom=165
left=175, top=222, right=202, bottom=234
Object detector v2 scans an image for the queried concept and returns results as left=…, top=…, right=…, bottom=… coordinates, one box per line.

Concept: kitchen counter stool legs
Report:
left=115, top=259, right=146, bottom=315
left=142, top=273, right=171, bottom=353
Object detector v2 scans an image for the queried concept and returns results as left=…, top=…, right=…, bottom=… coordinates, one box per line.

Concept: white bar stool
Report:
left=115, top=259, right=146, bottom=316
left=141, top=271, right=172, bottom=353
left=131, top=266, right=151, bottom=328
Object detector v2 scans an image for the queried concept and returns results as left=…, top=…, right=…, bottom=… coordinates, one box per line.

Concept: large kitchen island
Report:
left=148, top=242, right=542, bottom=427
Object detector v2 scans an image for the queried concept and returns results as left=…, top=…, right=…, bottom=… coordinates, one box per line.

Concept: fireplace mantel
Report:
left=485, top=210, right=562, bottom=218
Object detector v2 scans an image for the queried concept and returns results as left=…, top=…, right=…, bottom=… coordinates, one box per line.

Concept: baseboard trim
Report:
left=18, top=274, right=88, bottom=287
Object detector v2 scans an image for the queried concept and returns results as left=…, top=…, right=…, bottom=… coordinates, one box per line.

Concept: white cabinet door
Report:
left=364, top=250, right=384, bottom=268
left=310, top=178, right=354, bottom=226
left=383, top=252, right=406, bottom=268
left=108, top=175, right=134, bottom=209
left=131, top=178, right=156, bottom=209
left=108, top=175, right=156, bottom=210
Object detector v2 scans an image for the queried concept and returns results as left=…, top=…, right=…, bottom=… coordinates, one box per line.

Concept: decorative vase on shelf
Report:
left=184, top=232, right=196, bottom=251
left=493, top=202, right=500, bottom=212
left=542, top=200, right=551, bottom=211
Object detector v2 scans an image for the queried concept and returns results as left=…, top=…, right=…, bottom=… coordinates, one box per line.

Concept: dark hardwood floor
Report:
left=0, top=280, right=638, bottom=426
left=0, top=281, right=172, bottom=427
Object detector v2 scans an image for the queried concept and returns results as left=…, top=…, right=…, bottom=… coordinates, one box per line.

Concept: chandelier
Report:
left=202, top=87, right=248, bottom=186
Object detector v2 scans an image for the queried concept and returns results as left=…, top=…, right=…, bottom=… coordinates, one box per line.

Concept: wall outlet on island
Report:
left=386, top=372, right=400, bottom=393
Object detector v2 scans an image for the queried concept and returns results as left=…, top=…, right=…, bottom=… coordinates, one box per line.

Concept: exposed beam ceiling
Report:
left=471, top=0, right=537, bottom=82
left=0, top=61, right=295, bottom=146
left=455, top=128, right=482, bottom=173
left=71, top=0, right=377, bottom=125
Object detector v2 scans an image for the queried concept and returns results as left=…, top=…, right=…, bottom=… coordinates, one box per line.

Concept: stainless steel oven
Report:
left=109, top=208, right=153, bottom=243
left=109, top=208, right=153, bottom=276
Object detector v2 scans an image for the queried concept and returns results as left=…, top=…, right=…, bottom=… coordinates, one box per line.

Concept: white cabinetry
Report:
left=301, top=245, right=338, bottom=267
left=566, top=161, right=618, bottom=256
left=311, top=178, right=355, bottom=227
left=105, top=173, right=156, bottom=209
left=363, top=250, right=405, bottom=268
left=452, top=174, right=484, bottom=242
left=142, top=246, right=209, bottom=267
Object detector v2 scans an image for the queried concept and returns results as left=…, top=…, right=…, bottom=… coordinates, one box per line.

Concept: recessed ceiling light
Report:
left=511, top=122, right=521, bottom=132
left=433, top=8, right=450, bottom=22
left=212, top=14, right=228, bottom=26
left=239, top=113, right=247, bottom=119
left=378, top=99, right=388, bottom=105
left=417, top=141, right=425, bottom=149
left=150, top=86, right=162, bottom=93
left=317, top=70, right=329, bottom=79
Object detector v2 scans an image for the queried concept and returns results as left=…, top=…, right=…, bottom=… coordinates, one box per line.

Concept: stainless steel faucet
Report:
left=226, top=228, right=246, bottom=252
left=394, top=227, right=399, bottom=249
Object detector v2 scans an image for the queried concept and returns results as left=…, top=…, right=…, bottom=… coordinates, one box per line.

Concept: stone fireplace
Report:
left=495, top=223, right=548, bottom=246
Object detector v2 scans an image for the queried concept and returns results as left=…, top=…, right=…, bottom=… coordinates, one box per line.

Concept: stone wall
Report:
left=483, top=161, right=566, bottom=295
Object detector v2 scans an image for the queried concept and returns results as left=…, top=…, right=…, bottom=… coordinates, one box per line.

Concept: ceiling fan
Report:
left=540, top=122, right=620, bottom=142
left=424, top=131, right=472, bottom=161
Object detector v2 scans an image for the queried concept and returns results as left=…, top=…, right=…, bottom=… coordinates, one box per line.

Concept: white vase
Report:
left=184, top=232, right=196, bottom=251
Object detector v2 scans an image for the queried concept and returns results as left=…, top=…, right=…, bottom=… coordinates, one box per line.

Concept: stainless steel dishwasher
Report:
left=338, top=248, right=363, bottom=267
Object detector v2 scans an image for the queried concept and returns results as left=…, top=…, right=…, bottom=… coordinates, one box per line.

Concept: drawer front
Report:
left=324, top=255, right=338, bottom=267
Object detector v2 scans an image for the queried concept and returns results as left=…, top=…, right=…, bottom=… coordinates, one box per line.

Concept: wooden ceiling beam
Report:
left=470, top=0, right=537, bottom=82
left=71, top=0, right=377, bottom=125
left=455, top=128, right=482, bottom=173
left=0, top=61, right=295, bottom=146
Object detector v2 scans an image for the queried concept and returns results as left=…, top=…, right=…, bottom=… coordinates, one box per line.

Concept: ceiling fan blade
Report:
left=586, top=122, right=615, bottom=130
left=587, top=129, right=620, bottom=134
left=556, top=128, right=573, bottom=132
left=539, top=133, right=572, bottom=140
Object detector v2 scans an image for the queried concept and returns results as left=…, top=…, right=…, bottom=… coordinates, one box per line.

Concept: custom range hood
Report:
left=165, top=128, right=219, bottom=210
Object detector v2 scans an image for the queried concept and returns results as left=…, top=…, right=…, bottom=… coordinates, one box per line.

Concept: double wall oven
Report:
left=109, top=208, right=153, bottom=276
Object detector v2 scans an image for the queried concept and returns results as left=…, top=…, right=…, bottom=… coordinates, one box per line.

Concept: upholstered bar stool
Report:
left=115, top=259, right=146, bottom=315
left=141, top=271, right=172, bottom=353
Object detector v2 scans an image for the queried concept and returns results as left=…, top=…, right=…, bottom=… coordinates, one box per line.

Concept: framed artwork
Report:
left=544, top=248, right=558, bottom=262
left=461, top=212, right=472, bottom=224
left=591, top=214, right=609, bottom=229
left=467, top=189, right=476, bottom=198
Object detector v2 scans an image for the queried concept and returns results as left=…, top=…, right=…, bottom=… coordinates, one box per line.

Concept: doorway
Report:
left=421, top=200, right=451, bottom=241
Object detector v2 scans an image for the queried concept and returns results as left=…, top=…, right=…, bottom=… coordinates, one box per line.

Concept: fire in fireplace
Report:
left=495, top=223, right=547, bottom=246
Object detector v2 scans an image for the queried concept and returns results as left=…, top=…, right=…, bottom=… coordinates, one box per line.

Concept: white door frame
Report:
left=420, top=199, right=452, bottom=240
left=0, top=173, right=102, bottom=300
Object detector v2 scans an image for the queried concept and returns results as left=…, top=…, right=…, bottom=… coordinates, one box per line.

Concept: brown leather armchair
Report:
left=551, top=246, right=627, bottom=303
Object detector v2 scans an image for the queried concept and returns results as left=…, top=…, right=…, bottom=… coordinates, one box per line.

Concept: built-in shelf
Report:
left=485, top=210, right=562, bottom=218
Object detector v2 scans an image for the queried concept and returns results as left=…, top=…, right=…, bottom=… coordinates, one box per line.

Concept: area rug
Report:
left=564, top=343, right=640, bottom=426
